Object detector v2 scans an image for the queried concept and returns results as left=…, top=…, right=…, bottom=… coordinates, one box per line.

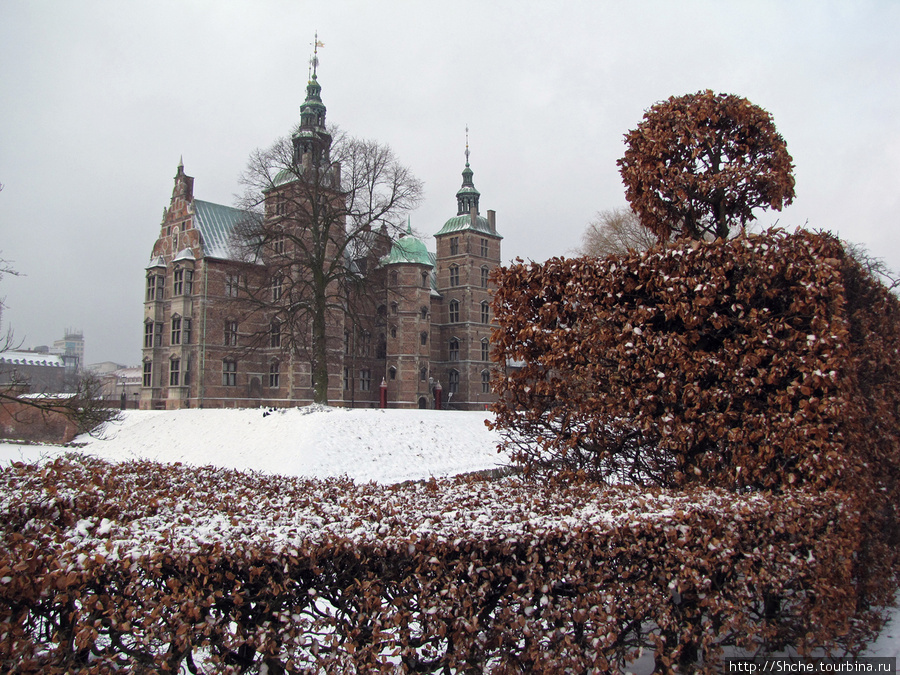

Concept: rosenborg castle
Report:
left=140, top=64, right=502, bottom=410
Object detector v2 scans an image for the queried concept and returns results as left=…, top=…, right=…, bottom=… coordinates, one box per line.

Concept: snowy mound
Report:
left=1, top=407, right=508, bottom=484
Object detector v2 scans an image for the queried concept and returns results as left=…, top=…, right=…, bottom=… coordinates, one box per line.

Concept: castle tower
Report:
left=381, top=226, right=436, bottom=408
left=432, top=134, right=502, bottom=409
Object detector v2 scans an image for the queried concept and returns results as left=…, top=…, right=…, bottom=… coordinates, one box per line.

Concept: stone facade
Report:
left=140, top=69, right=502, bottom=411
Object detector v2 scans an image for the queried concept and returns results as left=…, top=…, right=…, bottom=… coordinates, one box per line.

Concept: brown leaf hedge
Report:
left=489, top=229, right=900, bottom=655
left=0, top=455, right=871, bottom=673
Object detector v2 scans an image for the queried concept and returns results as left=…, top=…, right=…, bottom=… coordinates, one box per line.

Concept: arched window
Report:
left=420, top=306, right=428, bottom=320
left=481, top=369, right=491, bottom=393
left=390, top=302, right=398, bottom=315
left=449, top=338, right=459, bottom=361
left=449, top=299, right=459, bottom=323
left=389, top=366, right=397, bottom=380
left=390, top=326, right=397, bottom=339
left=422, top=271, right=429, bottom=287
left=481, top=301, right=490, bottom=324
left=420, top=367, right=428, bottom=381
left=420, top=331, right=428, bottom=346
left=481, top=266, right=490, bottom=288
left=481, top=338, right=490, bottom=362
left=449, top=264, right=460, bottom=287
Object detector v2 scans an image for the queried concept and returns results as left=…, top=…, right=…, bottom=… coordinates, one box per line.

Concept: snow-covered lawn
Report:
left=0, top=406, right=508, bottom=483
left=1, top=405, right=898, bottom=661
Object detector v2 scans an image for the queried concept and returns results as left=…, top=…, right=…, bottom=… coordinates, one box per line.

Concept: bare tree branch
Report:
left=231, top=128, right=423, bottom=404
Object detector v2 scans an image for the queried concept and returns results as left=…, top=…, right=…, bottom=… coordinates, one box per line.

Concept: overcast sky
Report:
left=1, top=0, right=898, bottom=365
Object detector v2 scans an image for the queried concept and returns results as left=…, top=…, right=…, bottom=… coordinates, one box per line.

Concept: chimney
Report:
left=487, top=209, right=496, bottom=233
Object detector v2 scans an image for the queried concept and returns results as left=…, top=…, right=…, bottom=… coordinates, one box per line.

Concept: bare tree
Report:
left=233, top=128, right=423, bottom=404
left=578, top=207, right=659, bottom=257
left=844, top=240, right=900, bottom=293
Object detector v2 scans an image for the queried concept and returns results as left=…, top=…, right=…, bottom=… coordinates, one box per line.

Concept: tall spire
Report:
left=293, top=32, right=332, bottom=169
left=456, top=125, right=480, bottom=216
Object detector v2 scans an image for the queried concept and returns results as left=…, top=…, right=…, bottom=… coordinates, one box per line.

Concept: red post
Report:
left=434, top=382, right=443, bottom=410
left=379, top=378, right=388, bottom=408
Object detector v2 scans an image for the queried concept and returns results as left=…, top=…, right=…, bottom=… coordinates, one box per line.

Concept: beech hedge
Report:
left=0, top=455, right=872, bottom=673
left=489, top=228, right=900, bottom=657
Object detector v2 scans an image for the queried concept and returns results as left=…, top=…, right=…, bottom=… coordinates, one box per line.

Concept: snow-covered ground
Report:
left=1, top=405, right=898, bottom=660
left=0, top=406, right=508, bottom=483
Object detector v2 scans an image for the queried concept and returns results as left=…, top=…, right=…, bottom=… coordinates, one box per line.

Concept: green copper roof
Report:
left=382, top=230, right=434, bottom=267
left=435, top=214, right=502, bottom=238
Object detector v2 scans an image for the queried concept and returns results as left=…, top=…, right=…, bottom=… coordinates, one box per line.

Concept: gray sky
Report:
left=1, top=0, right=898, bottom=366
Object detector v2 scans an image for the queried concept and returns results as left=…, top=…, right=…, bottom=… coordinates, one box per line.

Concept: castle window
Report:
left=482, top=369, right=491, bottom=393
left=225, top=274, right=241, bottom=298
left=449, top=338, right=459, bottom=361
left=449, top=369, right=459, bottom=395
left=481, top=338, right=490, bottom=361
left=269, top=361, right=280, bottom=388
left=142, top=361, right=152, bottom=387
left=390, top=302, right=398, bottom=315
left=449, top=300, right=460, bottom=323
left=449, top=265, right=460, bottom=287
left=420, top=367, right=428, bottom=381
left=358, top=330, right=371, bottom=357
left=146, top=274, right=164, bottom=301
left=481, top=238, right=489, bottom=257
left=155, top=323, right=163, bottom=347
left=420, top=306, right=428, bottom=320
left=270, top=321, right=281, bottom=348
left=225, top=320, right=238, bottom=347
left=420, top=331, right=428, bottom=346
left=183, top=359, right=191, bottom=386
left=481, top=301, right=490, bottom=324
left=481, top=266, right=489, bottom=288
left=389, top=366, right=397, bottom=381
left=390, top=326, right=397, bottom=339
left=144, top=322, right=154, bottom=349
left=344, top=330, right=351, bottom=355
left=390, top=271, right=399, bottom=286
left=359, top=369, right=372, bottom=392
left=271, top=275, right=283, bottom=302
left=450, top=237, right=459, bottom=256
left=422, top=271, right=429, bottom=287
left=222, top=360, right=237, bottom=387
left=183, top=318, right=192, bottom=345
left=171, top=317, right=182, bottom=345
left=173, top=269, right=184, bottom=295
left=169, top=359, right=180, bottom=387
left=344, top=367, right=351, bottom=390
left=272, top=234, right=285, bottom=255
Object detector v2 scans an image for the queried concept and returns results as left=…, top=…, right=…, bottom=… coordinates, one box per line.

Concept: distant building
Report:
left=140, top=62, right=502, bottom=410
left=51, top=329, right=84, bottom=375
left=0, top=350, right=67, bottom=393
